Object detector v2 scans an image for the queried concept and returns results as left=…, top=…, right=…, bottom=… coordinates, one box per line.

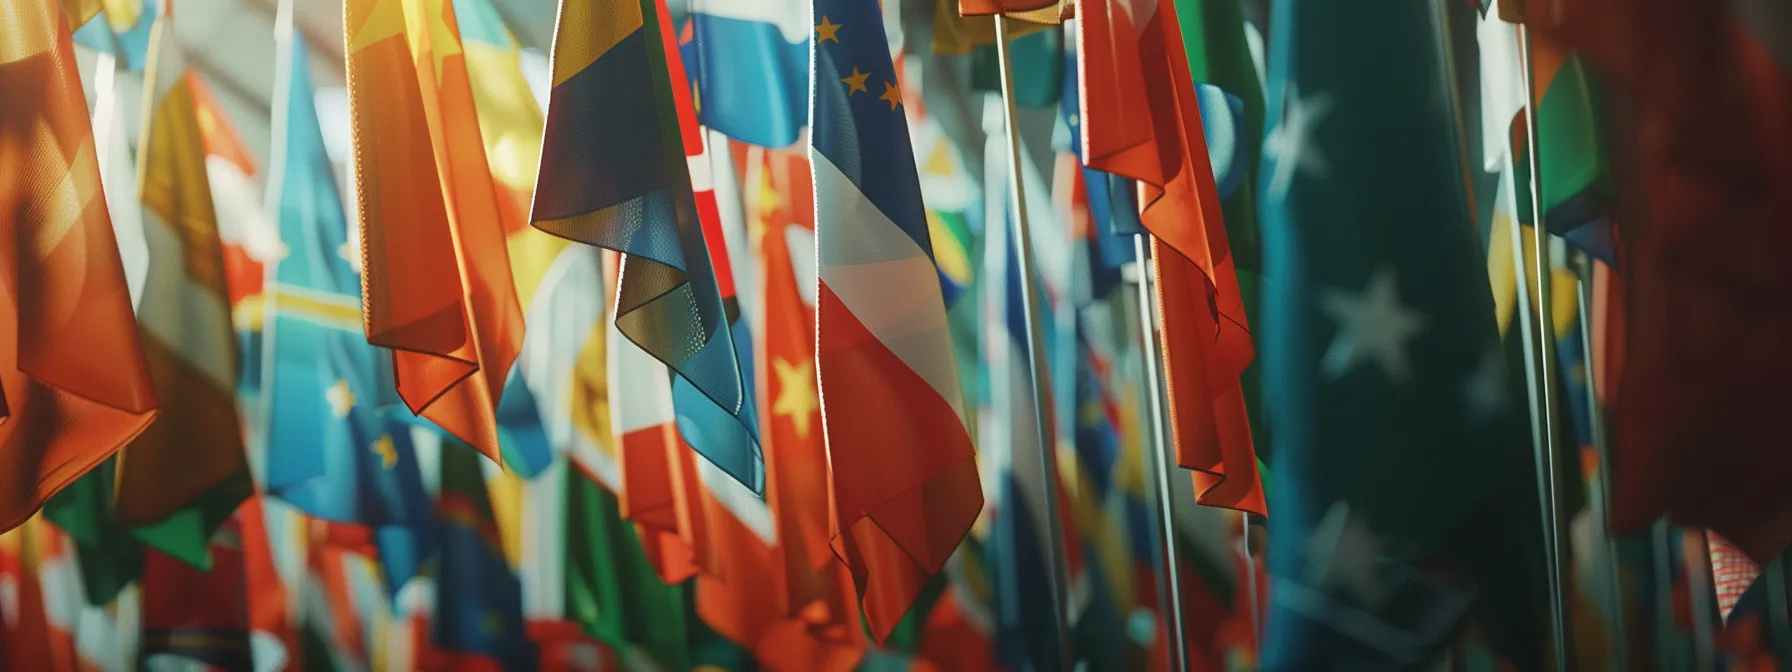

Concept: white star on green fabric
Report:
left=1263, top=81, right=1334, bottom=201
left=1319, top=268, right=1427, bottom=384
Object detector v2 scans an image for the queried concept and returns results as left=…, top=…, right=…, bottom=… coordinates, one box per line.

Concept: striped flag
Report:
left=342, top=0, right=525, bottom=462
left=0, top=0, right=157, bottom=532
left=531, top=0, right=764, bottom=494
left=116, top=14, right=253, bottom=562
left=810, top=0, right=983, bottom=641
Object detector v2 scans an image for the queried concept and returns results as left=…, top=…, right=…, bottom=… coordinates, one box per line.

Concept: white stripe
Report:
left=811, top=154, right=967, bottom=424
left=784, top=225, right=818, bottom=307
left=137, top=207, right=239, bottom=390
left=1476, top=10, right=1524, bottom=172
left=93, top=58, right=149, bottom=311
left=521, top=458, right=567, bottom=620
left=145, top=18, right=187, bottom=104
left=206, top=157, right=284, bottom=264
left=688, top=0, right=810, bottom=44
left=696, top=456, right=777, bottom=545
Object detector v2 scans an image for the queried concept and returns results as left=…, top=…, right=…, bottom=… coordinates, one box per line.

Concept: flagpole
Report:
left=1513, top=23, right=1572, bottom=670
left=1765, top=559, right=1792, bottom=665
left=994, top=16, right=1075, bottom=669
left=1131, top=235, right=1190, bottom=672
left=1688, top=532, right=1717, bottom=672
left=1573, top=252, right=1629, bottom=671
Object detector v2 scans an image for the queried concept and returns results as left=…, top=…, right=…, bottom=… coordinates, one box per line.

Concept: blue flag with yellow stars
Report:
left=1257, top=0, right=1545, bottom=668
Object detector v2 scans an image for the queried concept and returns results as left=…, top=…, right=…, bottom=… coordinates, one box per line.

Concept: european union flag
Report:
left=533, top=0, right=762, bottom=495
left=262, top=34, right=434, bottom=587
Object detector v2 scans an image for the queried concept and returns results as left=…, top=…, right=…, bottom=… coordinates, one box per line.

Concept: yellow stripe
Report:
left=550, top=0, right=643, bottom=88
left=265, top=285, right=364, bottom=332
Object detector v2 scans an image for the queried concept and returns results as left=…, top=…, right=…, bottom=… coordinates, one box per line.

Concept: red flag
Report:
left=140, top=514, right=254, bottom=671
left=959, top=0, right=1060, bottom=16
left=0, top=0, right=157, bottom=531
left=1525, top=0, right=1792, bottom=561
left=1076, top=0, right=1262, bottom=515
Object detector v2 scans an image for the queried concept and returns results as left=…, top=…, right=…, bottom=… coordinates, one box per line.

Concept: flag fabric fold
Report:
left=0, top=0, right=157, bottom=532
left=114, top=14, right=252, bottom=557
left=1076, top=0, right=1263, bottom=516
left=532, top=0, right=764, bottom=495
left=809, top=0, right=983, bottom=642
left=685, top=0, right=811, bottom=149
left=342, top=0, right=526, bottom=462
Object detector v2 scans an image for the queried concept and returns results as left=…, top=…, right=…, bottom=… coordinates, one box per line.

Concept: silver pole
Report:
left=994, top=16, right=1074, bottom=669
left=1514, top=24, right=1572, bottom=670
left=1243, top=515, right=1260, bottom=652
left=1132, top=234, right=1190, bottom=672
left=1124, top=274, right=1178, bottom=670
left=1573, top=253, right=1628, bottom=672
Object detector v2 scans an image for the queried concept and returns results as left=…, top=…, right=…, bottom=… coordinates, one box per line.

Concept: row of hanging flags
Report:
left=3, top=0, right=1791, bottom=667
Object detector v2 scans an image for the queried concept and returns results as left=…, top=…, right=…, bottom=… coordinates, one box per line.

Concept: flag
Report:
left=1518, top=0, right=1792, bottom=563
left=138, top=513, right=254, bottom=671
left=0, top=519, right=56, bottom=670
left=116, top=14, right=252, bottom=560
left=1258, top=0, right=1540, bottom=667
left=192, top=72, right=279, bottom=401
left=263, top=30, right=436, bottom=589
left=532, top=0, right=763, bottom=494
left=1076, top=0, right=1263, bottom=515
left=0, top=0, right=156, bottom=532
left=751, top=147, right=860, bottom=631
left=981, top=207, right=1069, bottom=670
left=562, top=463, right=689, bottom=670
left=810, top=0, right=983, bottom=641
left=449, top=0, right=563, bottom=478
left=685, top=0, right=810, bottom=149
left=451, top=0, right=543, bottom=235
left=342, top=0, right=526, bottom=462
left=433, top=441, right=536, bottom=670
left=69, top=0, right=155, bottom=72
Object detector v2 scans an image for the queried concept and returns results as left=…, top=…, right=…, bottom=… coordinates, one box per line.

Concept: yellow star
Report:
left=878, top=81, right=903, bottom=111
left=371, top=435, right=398, bottom=470
left=348, top=0, right=406, bottom=53
left=840, top=66, right=870, bottom=95
left=771, top=357, right=819, bottom=439
left=402, top=0, right=463, bottom=84
left=482, top=612, right=505, bottom=636
left=815, top=15, right=841, bottom=43
left=325, top=380, right=356, bottom=418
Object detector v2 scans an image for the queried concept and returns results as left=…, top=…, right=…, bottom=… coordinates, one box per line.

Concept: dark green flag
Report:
left=562, top=466, right=688, bottom=669
left=1258, top=0, right=1543, bottom=668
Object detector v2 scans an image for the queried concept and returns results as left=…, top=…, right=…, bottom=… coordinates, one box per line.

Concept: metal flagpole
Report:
left=1573, top=253, right=1629, bottom=672
left=1131, top=235, right=1190, bottom=672
left=1513, top=23, right=1572, bottom=670
left=994, top=16, right=1075, bottom=669
left=1653, top=521, right=1682, bottom=667
left=1765, top=559, right=1792, bottom=666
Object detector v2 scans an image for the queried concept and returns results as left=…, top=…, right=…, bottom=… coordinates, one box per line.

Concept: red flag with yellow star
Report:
left=342, top=0, right=523, bottom=462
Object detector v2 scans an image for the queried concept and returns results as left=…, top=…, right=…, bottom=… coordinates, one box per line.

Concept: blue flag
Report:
left=683, top=0, right=810, bottom=148
left=263, top=34, right=435, bottom=591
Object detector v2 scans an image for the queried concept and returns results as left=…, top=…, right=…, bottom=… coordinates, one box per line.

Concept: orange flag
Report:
left=1077, top=0, right=1262, bottom=515
left=342, top=0, right=524, bottom=461
left=0, top=0, right=157, bottom=531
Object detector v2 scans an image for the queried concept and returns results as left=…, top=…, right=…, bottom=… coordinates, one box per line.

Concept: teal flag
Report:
left=1258, top=0, right=1543, bottom=668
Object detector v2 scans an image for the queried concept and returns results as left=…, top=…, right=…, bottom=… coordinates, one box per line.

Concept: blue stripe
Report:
left=533, top=29, right=681, bottom=224
left=688, top=13, right=808, bottom=148
left=810, top=0, right=931, bottom=256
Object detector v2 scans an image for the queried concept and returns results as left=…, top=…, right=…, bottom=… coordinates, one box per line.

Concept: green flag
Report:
left=562, top=466, right=688, bottom=669
left=1258, top=0, right=1543, bottom=668
left=44, top=458, right=249, bottom=576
